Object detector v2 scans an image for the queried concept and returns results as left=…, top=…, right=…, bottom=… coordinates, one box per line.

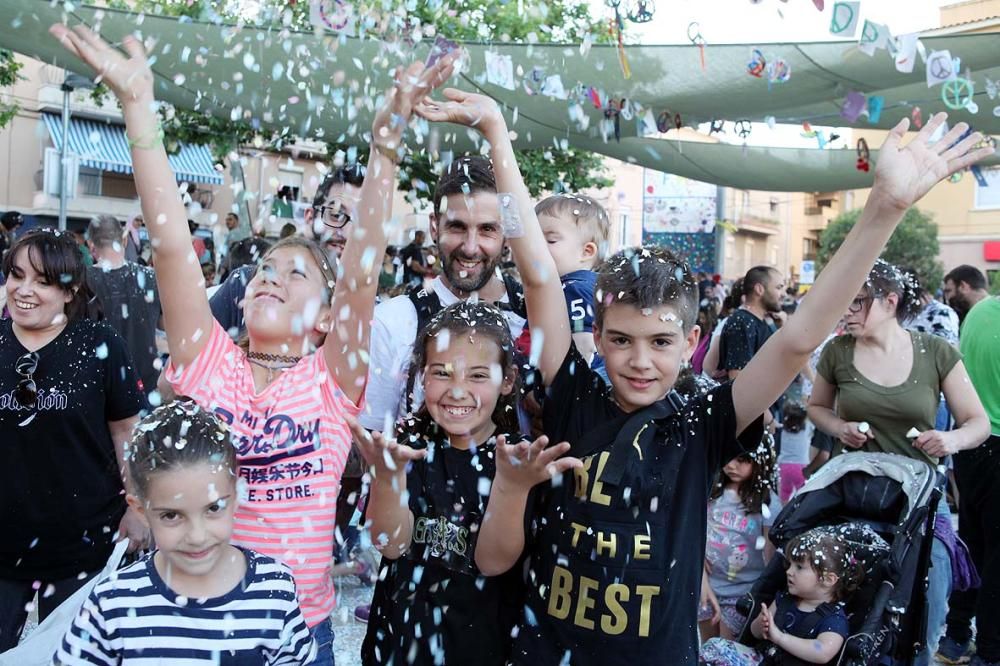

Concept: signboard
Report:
left=800, top=260, right=816, bottom=285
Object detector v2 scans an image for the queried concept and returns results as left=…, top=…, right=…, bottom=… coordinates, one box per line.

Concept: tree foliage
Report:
left=0, top=49, right=24, bottom=130
left=816, top=206, right=944, bottom=291
left=104, top=0, right=614, bottom=201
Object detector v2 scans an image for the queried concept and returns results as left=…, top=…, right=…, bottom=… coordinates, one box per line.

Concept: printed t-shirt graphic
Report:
left=509, top=345, right=763, bottom=665
left=363, top=432, right=524, bottom=665
left=166, top=321, right=360, bottom=627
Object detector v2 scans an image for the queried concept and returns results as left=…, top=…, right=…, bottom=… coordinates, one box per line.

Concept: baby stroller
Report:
left=735, top=452, right=943, bottom=666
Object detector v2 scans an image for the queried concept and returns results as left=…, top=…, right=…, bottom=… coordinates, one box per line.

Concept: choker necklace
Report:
left=247, top=351, right=302, bottom=383
left=248, top=351, right=302, bottom=364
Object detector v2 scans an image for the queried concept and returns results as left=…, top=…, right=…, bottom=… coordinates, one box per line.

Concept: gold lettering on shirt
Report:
left=548, top=565, right=573, bottom=620
left=575, top=576, right=598, bottom=630
left=570, top=522, right=587, bottom=548
left=636, top=585, right=661, bottom=637
left=601, top=584, right=630, bottom=635
left=634, top=534, right=651, bottom=560
left=596, top=530, right=617, bottom=558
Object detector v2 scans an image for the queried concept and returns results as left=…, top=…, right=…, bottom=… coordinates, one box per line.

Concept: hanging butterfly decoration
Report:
left=735, top=120, right=752, bottom=140
left=747, top=49, right=766, bottom=78
left=709, top=119, right=725, bottom=135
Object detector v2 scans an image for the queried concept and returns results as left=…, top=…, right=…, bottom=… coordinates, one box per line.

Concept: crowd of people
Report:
left=0, top=21, right=998, bottom=666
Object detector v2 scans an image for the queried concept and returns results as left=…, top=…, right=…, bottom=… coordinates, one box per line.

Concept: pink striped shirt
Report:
left=166, top=322, right=359, bottom=627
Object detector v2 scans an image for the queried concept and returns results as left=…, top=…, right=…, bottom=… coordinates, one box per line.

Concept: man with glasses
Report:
left=208, top=164, right=364, bottom=339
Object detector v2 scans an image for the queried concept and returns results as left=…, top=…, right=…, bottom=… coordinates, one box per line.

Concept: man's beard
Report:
left=440, top=247, right=501, bottom=294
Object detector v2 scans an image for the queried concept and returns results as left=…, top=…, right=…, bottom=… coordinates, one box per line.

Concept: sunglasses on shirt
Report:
left=15, top=351, right=39, bottom=409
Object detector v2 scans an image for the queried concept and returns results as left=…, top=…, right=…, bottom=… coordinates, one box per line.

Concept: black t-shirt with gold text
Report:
left=511, top=345, right=764, bottom=665
left=362, top=429, right=525, bottom=666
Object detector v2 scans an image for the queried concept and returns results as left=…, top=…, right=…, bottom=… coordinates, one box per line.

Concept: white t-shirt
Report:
left=359, top=276, right=527, bottom=432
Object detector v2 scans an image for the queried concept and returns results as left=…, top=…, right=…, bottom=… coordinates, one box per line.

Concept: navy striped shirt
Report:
left=54, top=548, right=316, bottom=664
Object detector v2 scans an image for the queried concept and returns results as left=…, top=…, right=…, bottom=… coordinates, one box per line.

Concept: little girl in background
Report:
left=55, top=402, right=316, bottom=664
left=349, top=302, right=578, bottom=666
left=700, top=437, right=781, bottom=641
left=700, top=528, right=865, bottom=666
left=777, top=403, right=814, bottom=502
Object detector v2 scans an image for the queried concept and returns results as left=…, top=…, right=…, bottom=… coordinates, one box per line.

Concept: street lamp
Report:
left=59, top=72, right=95, bottom=231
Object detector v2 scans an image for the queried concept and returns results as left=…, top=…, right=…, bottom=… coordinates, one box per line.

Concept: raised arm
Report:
left=732, top=114, right=993, bottom=435
left=50, top=24, right=213, bottom=369
left=415, top=90, right=570, bottom=385
left=324, top=57, right=456, bottom=405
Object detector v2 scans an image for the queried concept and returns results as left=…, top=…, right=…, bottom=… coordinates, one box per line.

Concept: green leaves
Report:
left=0, top=49, right=24, bottom=130
left=817, top=206, right=944, bottom=291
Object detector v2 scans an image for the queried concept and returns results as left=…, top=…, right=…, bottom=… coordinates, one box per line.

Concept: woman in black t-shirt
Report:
left=0, top=230, right=147, bottom=651
left=348, top=302, right=575, bottom=666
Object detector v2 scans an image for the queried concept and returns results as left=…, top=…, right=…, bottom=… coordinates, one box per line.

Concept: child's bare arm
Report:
left=415, top=91, right=570, bottom=386
left=347, top=416, right=425, bottom=560
left=572, top=332, right=597, bottom=365
left=476, top=435, right=581, bottom=576
left=732, top=114, right=993, bottom=436
left=772, top=630, right=845, bottom=664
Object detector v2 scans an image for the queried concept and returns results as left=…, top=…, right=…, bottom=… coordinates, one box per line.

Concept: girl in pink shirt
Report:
left=51, top=21, right=458, bottom=664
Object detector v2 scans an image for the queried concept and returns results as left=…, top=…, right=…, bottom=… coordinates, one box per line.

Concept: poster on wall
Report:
left=642, top=170, right=719, bottom=272
left=642, top=171, right=717, bottom=234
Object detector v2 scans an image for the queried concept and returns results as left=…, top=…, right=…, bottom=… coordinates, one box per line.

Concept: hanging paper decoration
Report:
left=747, top=49, right=766, bottom=78
left=856, top=138, right=870, bottom=172
left=867, top=95, right=884, bottom=123
left=767, top=57, right=791, bottom=86
left=656, top=111, right=672, bottom=133
left=708, top=119, right=725, bottom=135
left=606, top=0, right=632, bottom=80
left=688, top=22, right=707, bottom=71
left=735, top=120, right=752, bottom=140
left=626, top=0, right=655, bottom=23
left=911, top=106, right=923, bottom=128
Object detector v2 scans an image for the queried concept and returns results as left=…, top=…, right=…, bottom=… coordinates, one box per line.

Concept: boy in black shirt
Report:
left=416, top=90, right=991, bottom=665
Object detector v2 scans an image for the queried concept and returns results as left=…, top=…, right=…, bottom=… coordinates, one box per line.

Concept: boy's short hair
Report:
left=594, top=247, right=699, bottom=332
left=432, top=155, right=496, bottom=215
left=534, top=194, right=611, bottom=261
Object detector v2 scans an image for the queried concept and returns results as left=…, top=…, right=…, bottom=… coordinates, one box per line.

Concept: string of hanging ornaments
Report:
left=606, top=0, right=655, bottom=79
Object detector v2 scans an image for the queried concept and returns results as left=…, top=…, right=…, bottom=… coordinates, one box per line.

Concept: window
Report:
left=802, top=237, right=818, bottom=261
left=619, top=213, right=630, bottom=247
left=278, top=166, right=304, bottom=201
left=78, top=167, right=102, bottom=197
left=974, top=167, right=1000, bottom=209
left=725, top=236, right=735, bottom=261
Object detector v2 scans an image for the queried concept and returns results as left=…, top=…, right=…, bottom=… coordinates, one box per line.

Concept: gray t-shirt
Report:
left=705, top=488, right=781, bottom=597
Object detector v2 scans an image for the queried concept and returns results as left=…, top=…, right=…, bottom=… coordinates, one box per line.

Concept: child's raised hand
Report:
left=49, top=24, right=154, bottom=105
left=495, top=434, right=581, bottom=492
left=414, top=88, right=504, bottom=137
left=371, top=54, right=458, bottom=160
left=873, top=113, right=994, bottom=212
left=346, top=415, right=426, bottom=475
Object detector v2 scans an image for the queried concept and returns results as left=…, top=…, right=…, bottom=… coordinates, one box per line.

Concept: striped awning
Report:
left=42, top=113, right=223, bottom=185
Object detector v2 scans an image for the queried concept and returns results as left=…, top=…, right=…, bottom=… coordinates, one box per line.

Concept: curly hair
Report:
left=785, top=529, right=866, bottom=603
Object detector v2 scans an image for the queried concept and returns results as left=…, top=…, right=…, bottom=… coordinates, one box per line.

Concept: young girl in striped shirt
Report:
left=56, top=402, right=316, bottom=664
left=50, top=22, right=457, bottom=664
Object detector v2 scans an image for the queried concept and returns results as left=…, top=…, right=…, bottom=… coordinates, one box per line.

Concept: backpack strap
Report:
left=403, top=284, right=443, bottom=415
left=572, top=390, right=687, bottom=486
left=496, top=273, right=527, bottom=320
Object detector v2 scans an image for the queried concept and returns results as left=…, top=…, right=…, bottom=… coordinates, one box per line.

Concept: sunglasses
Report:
left=15, top=352, right=39, bottom=409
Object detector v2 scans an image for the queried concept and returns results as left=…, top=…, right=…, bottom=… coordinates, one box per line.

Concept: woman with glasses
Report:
left=807, top=259, right=989, bottom=666
left=0, top=229, right=148, bottom=651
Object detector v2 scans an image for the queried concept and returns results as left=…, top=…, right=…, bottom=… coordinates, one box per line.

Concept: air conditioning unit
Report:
left=43, top=148, right=80, bottom=198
